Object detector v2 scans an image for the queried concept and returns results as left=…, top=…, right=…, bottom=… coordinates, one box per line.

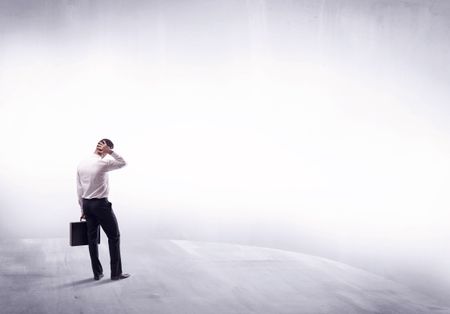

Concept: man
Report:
left=77, top=139, right=130, bottom=281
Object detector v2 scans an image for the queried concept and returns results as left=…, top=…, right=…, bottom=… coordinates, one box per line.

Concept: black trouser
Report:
left=82, top=198, right=122, bottom=278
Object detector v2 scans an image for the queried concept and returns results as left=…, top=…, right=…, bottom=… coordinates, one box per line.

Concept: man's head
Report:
left=95, top=138, right=114, bottom=157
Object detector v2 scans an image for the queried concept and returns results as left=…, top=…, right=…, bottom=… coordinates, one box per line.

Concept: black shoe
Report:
left=94, top=274, right=104, bottom=280
left=111, top=273, right=131, bottom=281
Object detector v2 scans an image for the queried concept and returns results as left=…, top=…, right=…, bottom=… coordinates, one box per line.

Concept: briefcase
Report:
left=70, top=221, right=101, bottom=246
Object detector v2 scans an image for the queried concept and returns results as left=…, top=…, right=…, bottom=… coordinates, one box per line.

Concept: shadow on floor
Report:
left=54, top=277, right=116, bottom=289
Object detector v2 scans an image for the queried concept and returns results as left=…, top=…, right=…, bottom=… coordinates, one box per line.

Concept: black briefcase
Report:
left=70, top=221, right=100, bottom=246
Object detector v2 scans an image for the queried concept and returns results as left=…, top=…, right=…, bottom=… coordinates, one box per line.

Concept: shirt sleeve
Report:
left=77, top=171, right=83, bottom=209
left=105, top=151, right=127, bottom=171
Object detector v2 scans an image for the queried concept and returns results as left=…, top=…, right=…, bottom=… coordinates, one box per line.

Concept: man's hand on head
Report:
left=97, top=141, right=113, bottom=155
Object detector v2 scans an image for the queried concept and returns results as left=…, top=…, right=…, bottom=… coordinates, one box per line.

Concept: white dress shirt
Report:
left=77, top=152, right=127, bottom=208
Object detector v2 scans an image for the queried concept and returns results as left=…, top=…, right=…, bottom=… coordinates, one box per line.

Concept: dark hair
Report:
left=99, top=138, right=114, bottom=149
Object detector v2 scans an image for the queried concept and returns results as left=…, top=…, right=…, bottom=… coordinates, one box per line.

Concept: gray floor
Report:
left=0, top=238, right=449, bottom=314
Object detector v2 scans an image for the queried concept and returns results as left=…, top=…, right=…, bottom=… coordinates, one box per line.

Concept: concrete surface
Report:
left=0, top=238, right=449, bottom=314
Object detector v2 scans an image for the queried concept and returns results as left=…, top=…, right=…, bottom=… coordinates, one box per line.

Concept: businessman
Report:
left=77, top=139, right=130, bottom=280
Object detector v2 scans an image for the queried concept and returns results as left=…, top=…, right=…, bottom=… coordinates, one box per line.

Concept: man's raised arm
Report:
left=106, top=151, right=127, bottom=171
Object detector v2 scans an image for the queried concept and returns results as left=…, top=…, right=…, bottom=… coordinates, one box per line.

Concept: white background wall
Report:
left=1, top=0, right=450, bottom=304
